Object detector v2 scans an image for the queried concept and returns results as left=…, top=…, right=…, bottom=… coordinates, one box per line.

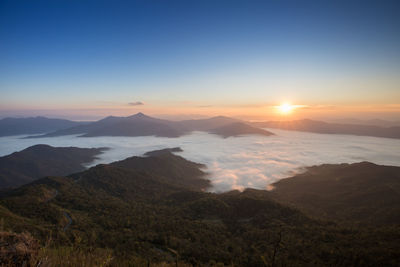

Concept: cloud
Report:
left=1, top=129, right=399, bottom=193
left=298, top=105, right=336, bottom=110
left=197, top=105, right=213, bottom=108
left=128, top=101, right=144, bottom=106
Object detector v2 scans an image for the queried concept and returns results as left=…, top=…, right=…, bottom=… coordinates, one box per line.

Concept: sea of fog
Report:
left=0, top=129, right=399, bottom=192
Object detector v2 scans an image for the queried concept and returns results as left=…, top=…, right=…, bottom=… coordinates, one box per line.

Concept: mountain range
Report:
left=29, top=112, right=274, bottom=138
left=0, top=116, right=87, bottom=137
left=2, top=113, right=399, bottom=140
left=330, top=118, right=400, bottom=127
left=252, top=119, right=400, bottom=139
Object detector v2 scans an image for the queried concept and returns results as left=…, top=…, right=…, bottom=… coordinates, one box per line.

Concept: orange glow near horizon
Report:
left=1, top=102, right=400, bottom=122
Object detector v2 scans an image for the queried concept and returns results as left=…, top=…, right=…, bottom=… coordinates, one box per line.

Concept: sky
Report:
left=1, top=0, right=400, bottom=121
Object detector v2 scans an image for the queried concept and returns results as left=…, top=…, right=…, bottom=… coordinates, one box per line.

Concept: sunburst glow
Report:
left=277, top=103, right=294, bottom=114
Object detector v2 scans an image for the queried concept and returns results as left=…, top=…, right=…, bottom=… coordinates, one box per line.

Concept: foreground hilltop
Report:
left=270, top=162, right=400, bottom=225
left=0, top=147, right=399, bottom=266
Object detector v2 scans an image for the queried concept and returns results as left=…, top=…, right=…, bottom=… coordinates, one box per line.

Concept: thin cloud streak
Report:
left=128, top=101, right=144, bottom=106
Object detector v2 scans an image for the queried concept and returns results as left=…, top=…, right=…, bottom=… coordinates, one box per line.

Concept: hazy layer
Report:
left=1, top=129, right=399, bottom=192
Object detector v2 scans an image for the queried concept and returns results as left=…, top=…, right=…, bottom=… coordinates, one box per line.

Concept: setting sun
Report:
left=277, top=103, right=294, bottom=114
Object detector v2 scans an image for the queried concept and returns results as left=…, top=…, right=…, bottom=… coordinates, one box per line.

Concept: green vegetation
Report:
left=270, top=162, right=400, bottom=225
left=1, top=149, right=399, bottom=266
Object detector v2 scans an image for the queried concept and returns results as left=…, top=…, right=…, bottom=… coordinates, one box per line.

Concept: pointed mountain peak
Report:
left=128, top=112, right=152, bottom=119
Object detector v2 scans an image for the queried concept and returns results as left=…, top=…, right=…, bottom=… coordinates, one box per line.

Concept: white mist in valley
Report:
left=1, top=129, right=399, bottom=192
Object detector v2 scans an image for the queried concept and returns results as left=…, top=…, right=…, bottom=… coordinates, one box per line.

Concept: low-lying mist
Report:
left=1, top=129, right=399, bottom=192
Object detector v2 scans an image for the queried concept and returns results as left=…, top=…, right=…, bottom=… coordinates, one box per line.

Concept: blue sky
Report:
left=1, top=0, right=399, bottom=120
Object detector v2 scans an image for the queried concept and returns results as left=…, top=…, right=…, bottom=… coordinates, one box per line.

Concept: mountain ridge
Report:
left=0, top=117, right=88, bottom=137
left=209, top=122, right=274, bottom=138
left=252, top=119, right=400, bottom=139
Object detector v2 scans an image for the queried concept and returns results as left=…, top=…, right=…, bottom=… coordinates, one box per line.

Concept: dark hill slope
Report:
left=253, top=119, right=400, bottom=139
left=0, top=117, right=86, bottom=137
left=0, top=144, right=106, bottom=189
left=270, top=162, right=400, bottom=225
left=69, top=165, right=183, bottom=201
left=111, top=147, right=209, bottom=190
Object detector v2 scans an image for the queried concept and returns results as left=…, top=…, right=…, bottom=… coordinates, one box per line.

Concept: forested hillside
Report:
left=1, top=149, right=399, bottom=266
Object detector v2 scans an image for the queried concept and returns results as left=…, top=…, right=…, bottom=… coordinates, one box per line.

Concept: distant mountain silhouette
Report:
left=178, top=115, right=239, bottom=131
left=30, top=113, right=185, bottom=138
left=209, top=122, right=274, bottom=138
left=81, top=113, right=185, bottom=137
left=270, top=162, right=400, bottom=225
left=31, top=113, right=184, bottom=138
left=0, top=117, right=87, bottom=137
left=31, top=113, right=274, bottom=138
left=331, top=118, right=400, bottom=127
left=253, top=119, right=400, bottom=139
left=0, top=144, right=106, bottom=189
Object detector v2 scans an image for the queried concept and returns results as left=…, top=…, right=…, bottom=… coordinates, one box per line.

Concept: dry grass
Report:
left=0, top=231, right=39, bottom=266
left=0, top=230, right=191, bottom=267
